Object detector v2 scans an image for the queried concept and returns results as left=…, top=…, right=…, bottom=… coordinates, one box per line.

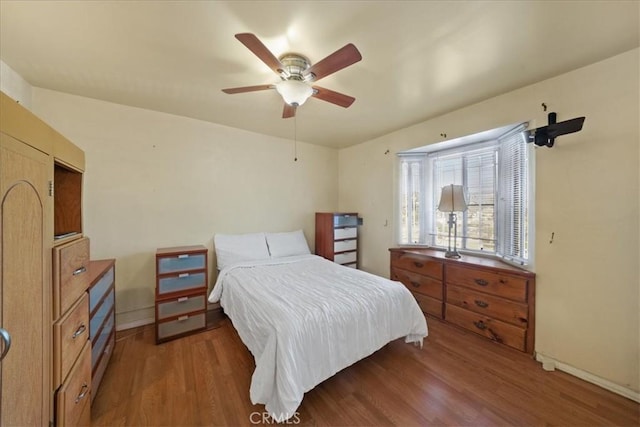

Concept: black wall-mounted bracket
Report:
left=525, top=111, right=585, bottom=148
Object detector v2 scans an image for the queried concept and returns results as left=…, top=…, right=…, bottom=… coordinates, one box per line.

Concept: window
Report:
left=397, top=124, right=533, bottom=265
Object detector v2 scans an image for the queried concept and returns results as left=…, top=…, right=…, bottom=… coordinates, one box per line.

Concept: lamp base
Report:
left=444, top=250, right=462, bottom=259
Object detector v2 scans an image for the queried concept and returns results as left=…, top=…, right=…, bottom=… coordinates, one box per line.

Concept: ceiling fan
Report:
left=525, top=112, right=586, bottom=147
left=222, top=33, right=362, bottom=118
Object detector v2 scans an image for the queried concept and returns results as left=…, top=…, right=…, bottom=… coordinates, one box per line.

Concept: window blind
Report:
left=430, top=146, right=497, bottom=251
left=398, top=156, right=426, bottom=244
left=497, top=125, right=529, bottom=263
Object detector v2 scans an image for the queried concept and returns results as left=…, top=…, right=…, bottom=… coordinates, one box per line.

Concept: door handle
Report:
left=0, top=328, right=11, bottom=361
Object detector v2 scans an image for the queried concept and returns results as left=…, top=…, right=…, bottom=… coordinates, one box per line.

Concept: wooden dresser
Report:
left=155, top=245, right=209, bottom=343
left=1, top=90, right=88, bottom=425
left=390, top=248, right=536, bottom=354
left=315, top=212, right=359, bottom=268
left=52, top=237, right=92, bottom=426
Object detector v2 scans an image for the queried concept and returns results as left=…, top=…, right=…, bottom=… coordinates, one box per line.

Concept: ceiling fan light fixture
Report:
left=275, top=79, right=313, bottom=106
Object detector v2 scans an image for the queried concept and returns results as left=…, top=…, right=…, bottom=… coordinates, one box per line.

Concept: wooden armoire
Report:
left=0, top=91, right=87, bottom=426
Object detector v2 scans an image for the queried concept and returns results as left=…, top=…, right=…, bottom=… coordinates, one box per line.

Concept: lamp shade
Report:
left=275, top=80, right=314, bottom=106
left=438, top=184, right=468, bottom=212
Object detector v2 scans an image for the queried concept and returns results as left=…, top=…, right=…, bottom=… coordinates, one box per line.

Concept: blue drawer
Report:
left=334, top=214, right=358, bottom=227
left=89, top=266, right=114, bottom=313
left=157, top=293, right=206, bottom=320
left=158, top=253, right=206, bottom=274
left=92, top=313, right=114, bottom=367
left=157, top=313, right=206, bottom=341
left=90, top=288, right=114, bottom=341
left=158, top=272, right=206, bottom=295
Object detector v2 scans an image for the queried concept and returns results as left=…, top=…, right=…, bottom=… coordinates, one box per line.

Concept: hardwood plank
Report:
left=92, top=318, right=640, bottom=426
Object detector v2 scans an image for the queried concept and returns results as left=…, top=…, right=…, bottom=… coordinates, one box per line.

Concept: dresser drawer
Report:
left=334, top=227, right=357, bottom=240
left=157, top=272, right=206, bottom=296
left=157, top=252, right=206, bottom=274
left=390, top=252, right=443, bottom=280
left=90, top=288, right=114, bottom=341
left=446, top=265, right=528, bottom=302
left=92, top=313, right=114, bottom=366
left=334, top=251, right=357, bottom=265
left=92, top=318, right=114, bottom=373
left=89, top=264, right=114, bottom=313
left=157, top=312, right=206, bottom=341
left=56, top=341, right=91, bottom=426
left=334, top=214, right=358, bottom=227
left=413, top=293, right=443, bottom=319
left=157, top=292, right=206, bottom=320
left=53, top=237, right=90, bottom=318
left=334, top=239, right=357, bottom=253
left=391, top=267, right=443, bottom=300
left=447, top=284, right=528, bottom=327
left=92, top=329, right=114, bottom=403
left=445, top=304, right=526, bottom=351
left=53, top=292, right=89, bottom=388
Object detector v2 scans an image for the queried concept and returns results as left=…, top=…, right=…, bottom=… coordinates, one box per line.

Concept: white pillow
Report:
left=214, top=232, right=270, bottom=270
left=266, top=230, right=311, bottom=258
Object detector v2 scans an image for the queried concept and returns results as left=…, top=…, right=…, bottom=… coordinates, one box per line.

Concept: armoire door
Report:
left=0, top=133, right=51, bottom=426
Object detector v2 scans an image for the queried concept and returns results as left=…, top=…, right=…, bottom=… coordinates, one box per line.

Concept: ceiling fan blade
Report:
left=235, top=33, right=284, bottom=74
left=305, top=43, right=362, bottom=81
left=545, top=117, right=586, bottom=138
left=282, top=103, right=297, bottom=119
left=222, top=84, right=274, bottom=94
left=312, top=86, right=355, bottom=108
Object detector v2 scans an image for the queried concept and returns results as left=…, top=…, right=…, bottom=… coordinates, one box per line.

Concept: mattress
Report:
left=208, top=254, right=428, bottom=421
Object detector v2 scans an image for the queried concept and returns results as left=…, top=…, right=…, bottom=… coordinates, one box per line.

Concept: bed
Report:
left=208, top=231, right=428, bottom=421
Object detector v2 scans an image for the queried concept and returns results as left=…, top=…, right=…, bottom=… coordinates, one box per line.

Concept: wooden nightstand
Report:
left=155, top=245, right=209, bottom=343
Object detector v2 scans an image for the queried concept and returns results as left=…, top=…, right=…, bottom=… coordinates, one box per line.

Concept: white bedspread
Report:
left=208, top=255, right=428, bottom=421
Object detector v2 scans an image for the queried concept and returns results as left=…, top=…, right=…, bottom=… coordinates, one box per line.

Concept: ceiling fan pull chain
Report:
left=294, top=114, right=298, bottom=162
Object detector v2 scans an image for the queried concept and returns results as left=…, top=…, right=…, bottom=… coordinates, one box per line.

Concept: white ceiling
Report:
left=1, top=1, right=638, bottom=148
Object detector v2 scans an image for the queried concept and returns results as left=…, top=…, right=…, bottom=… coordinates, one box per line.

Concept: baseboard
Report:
left=115, top=306, right=155, bottom=331
left=116, top=317, right=154, bottom=331
left=536, top=353, right=639, bottom=403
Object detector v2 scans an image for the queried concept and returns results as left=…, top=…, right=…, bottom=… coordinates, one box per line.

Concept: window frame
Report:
left=396, top=123, right=534, bottom=266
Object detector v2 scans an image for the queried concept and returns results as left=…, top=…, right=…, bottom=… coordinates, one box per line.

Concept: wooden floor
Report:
left=92, top=317, right=639, bottom=426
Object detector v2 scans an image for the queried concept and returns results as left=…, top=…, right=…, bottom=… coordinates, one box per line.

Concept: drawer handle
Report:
left=473, top=321, right=501, bottom=342
left=178, top=315, right=189, bottom=322
left=75, top=383, right=89, bottom=404
left=72, top=324, right=86, bottom=339
left=410, top=281, right=420, bottom=288
left=178, top=273, right=189, bottom=278
left=474, top=278, right=489, bottom=286
left=177, top=296, right=189, bottom=303
left=0, top=328, right=11, bottom=362
left=72, top=266, right=87, bottom=276
left=473, top=320, right=487, bottom=330
left=178, top=254, right=189, bottom=259
left=413, top=261, right=424, bottom=268
left=474, top=300, right=489, bottom=308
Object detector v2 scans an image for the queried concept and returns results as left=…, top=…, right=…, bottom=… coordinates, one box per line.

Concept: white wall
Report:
left=31, top=89, right=338, bottom=328
left=0, top=60, right=32, bottom=108
left=339, top=49, right=639, bottom=396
